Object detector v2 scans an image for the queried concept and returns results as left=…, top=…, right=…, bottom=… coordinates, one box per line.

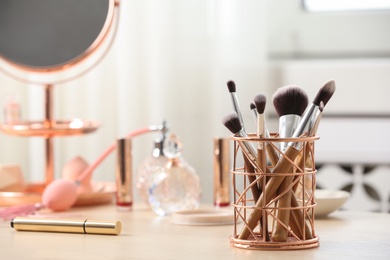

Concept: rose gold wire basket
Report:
left=229, top=134, right=320, bottom=250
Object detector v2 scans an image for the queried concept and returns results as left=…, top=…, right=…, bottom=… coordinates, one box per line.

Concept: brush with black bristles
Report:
left=292, top=80, right=336, bottom=146
left=253, top=94, right=271, bottom=241
left=222, top=112, right=258, bottom=171
left=238, top=81, right=336, bottom=241
left=253, top=94, right=267, bottom=168
left=222, top=112, right=261, bottom=202
left=295, top=101, right=325, bottom=181
left=306, top=80, right=335, bottom=136
left=296, top=100, right=326, bottom=177
left=227, top=81, right=246, bottom=131
left=253, top=95, right=279, bottom=166
left=272, top=83, right=334, bottom=242
left=271, top=86, right=308, bottom=242
left=273, top=85, right=309, bottom=152
left=253, top=94, right=267, bottom=137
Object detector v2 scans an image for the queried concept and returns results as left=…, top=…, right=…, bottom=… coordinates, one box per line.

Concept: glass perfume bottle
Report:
left=136, top=135, right=168, bottom=204
left=3, top=93, right=21, bottom=123
left=148, top=134, right=201, bottom=216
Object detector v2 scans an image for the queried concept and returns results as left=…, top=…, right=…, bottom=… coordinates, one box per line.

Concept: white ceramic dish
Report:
left=315, top=189, right=350, bottom=218
left=171, top=208, right=235, bottom=226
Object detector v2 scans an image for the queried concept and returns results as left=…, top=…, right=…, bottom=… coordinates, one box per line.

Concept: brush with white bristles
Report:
left=238, top=80, right=336, bottom=240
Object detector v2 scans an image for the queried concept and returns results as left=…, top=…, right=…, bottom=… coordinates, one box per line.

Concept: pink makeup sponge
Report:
left=41, top=179, right=78, bottom=211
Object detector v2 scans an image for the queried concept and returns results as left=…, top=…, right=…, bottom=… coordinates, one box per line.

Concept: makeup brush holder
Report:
left=229, top=134, right=320, bottom=250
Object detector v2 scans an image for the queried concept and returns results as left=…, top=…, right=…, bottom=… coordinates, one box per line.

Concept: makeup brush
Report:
left=238, top=81, right=336, bottom=240
left=253, top=94, right=270, bottom=241
left=253, top=94, right=267, bottom=169
left=273, top=85, right=308, bottom=152
left=271, top=86, right=308, bottom=242
left=222, top=112, right=258, bottom=166
left=222, top=112, right=260, bottom=201
left=253, top=95, right=266, bottom=133
left=295, top=80, right=336, bottom=141
left=227, top=81, right=246, bottom=131
left=290, top=101, right=325, bottom=240
left=253, top=95, right=279, bottom=166
left=226, top=80, right=261, bottom=202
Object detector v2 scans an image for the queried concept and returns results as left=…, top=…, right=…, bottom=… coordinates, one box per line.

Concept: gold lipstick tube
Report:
left=213, top=137, right=231, bottom=208
left=11, top=217, right=122, bottom=235
left=116, top=137, right=133, bottom=210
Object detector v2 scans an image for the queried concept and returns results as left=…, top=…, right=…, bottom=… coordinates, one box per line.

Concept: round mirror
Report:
left=0, top=0, right=119, bottom=84
left=0, top=0, right=120, bottom=201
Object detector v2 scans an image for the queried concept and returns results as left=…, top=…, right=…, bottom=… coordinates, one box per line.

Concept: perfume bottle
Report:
left=136, top=135, right=168, bottom=204
left=3, top=94, right=21, bottom=123
left=148, top=134, right=201, bottom=216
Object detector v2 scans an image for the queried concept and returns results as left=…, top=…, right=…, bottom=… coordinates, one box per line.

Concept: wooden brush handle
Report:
left=238, top=146, right=300, bottom=240
left=257, top=148, right=270, bottom=241
left=243, top=155, right=260, bottom=202
left=265, top=143, right=279, bottom=167
left=273, top=142, right=314, bottom=241
left=289, top=193, right=313, bottom=240
left=256, top=147, right=268, bottom=191
left=272, top=175, right=294, bottom=242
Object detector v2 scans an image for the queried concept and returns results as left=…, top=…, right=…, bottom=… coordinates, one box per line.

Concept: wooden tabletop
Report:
left=0, top=203, right=389, bottom=259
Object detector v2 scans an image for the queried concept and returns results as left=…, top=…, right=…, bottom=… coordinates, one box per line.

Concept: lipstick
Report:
left=213, top=137, right=231, bottom=208
left=10, top=217, right=122, bottom=235
left=116, top=137, right=133, bottom=211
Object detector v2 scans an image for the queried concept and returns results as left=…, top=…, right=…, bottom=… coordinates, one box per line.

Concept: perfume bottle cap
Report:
left=84, top=219, right=122, bottom=235
left=163, top=133, right=182, bottom=159
left=152, top=135, right=165, bottom=157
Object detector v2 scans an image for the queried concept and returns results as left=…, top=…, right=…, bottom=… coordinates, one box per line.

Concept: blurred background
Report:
left=0, top=0, right=389, bottom=212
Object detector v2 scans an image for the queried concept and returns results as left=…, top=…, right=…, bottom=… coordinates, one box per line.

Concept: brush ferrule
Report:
left=265, top=127, right=271, bottom=138
left=251, top=108, right=258, bottom=125
left=257, top=114, right=265, bottom=149
left=279, top=114, right=301, bottom=152
left=309, top=109, right=323, bottom=136
left=234, top=130, right=257, bottom=163
left=288, top=103, right=317, bottom=149
left=230, top=93, right=245, bottom=130
left=257, top=114, right=265, bottom=136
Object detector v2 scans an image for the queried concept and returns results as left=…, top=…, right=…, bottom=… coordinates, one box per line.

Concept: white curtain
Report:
left=0, top=0, right=268, bottom=203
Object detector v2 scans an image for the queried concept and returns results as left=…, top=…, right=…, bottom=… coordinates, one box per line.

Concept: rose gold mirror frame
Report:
left=0, top=0, right=120, bottom=190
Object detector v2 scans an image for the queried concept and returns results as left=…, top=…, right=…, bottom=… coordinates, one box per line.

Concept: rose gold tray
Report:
left=0, top=119, right=99, bottom=137
left=0, top=182, right=115, bottom=207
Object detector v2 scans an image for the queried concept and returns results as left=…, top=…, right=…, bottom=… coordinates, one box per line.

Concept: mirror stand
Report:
left=0, top=84, right=99, bottom=191
left=0, top=0, right=119, bottom=207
